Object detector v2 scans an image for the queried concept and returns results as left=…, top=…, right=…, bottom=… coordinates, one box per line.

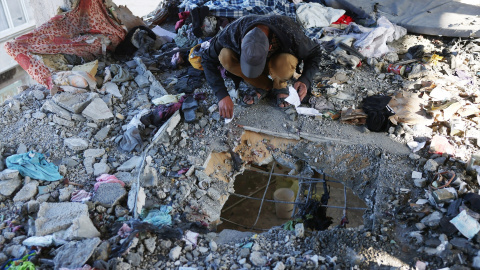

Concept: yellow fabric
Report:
left=189, top=44, right=203, bottom=70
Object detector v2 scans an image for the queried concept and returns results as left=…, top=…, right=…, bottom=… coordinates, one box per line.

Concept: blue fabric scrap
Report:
left=141, top=205, right=173, bottom=227
left=6, top=151, right=63, bottom=181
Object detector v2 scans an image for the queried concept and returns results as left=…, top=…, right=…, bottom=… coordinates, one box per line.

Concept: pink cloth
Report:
left=94, top=174, right=125, bottom=191
left=71, top=190, right=92, bottom=202
left=118, top=223, right=132, bottom=238
left=4, top=0, right=126, bottom=89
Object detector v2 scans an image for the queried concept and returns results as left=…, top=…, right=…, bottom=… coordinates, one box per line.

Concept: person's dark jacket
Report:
left=201, top=15, right=322, bottom=102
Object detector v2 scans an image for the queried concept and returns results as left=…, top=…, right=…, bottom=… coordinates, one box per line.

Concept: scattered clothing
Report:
left=182, top=95, right=199, bottom=123
left=174, top=24, right=198, bottom=48
left=175, top=11, right=191, bottom=32
left=94, top=174, right=125, bottom=191
left=141, top=205, right=173, bottom=227
left=109, top=64, right=134, bottom=83
left=296, top=2, right=345, bottom=29
left=119, top=127, right=143, bottom=152
left=191, top=6, right=210, bottom=37
left=362, top=95, right=395, bottom=132
left=71, top=190, right=92, bottom=203
left=118, top=223, right=133, bottom=238
left=6, top=151, right=63, bottom=181
left=4, top=0, right=125, bottom=89
left=115, top=26, right=157, bottom=57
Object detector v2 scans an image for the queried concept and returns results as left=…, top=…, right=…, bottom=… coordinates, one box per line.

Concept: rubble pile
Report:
left=0, top=0, right=480, bottom=269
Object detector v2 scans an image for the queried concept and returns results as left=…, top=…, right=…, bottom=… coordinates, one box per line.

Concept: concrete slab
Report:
left=13, top=181, right=39, bottom=202
left=53, top=92, right=98, bottom=114
left=53, top=237, right=101, bottom=270
left=92, top=183, right=127, bottom=208
left=82, top=98, right=114, bottom=121
left=35, top=202, right=89, bottom=236
left=0, top=178, right=22, bottom=196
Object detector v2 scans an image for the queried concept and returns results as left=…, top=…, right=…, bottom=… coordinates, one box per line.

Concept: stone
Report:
left=41, top=100, right=72, bottom=120
left=94, top=163, right=110, bottom=176
left=92, top=241, right=110, bottom=262
left=35, top=202, right=97, bottom=237
left=127, top=185, right=145, bottom=215
left=250, top=251, right=267, bottom=266
left=13, top=181, right=38, bottom=202
left=126, top=253, right=141, bottom=266
left=166, top=111, right=181, bottom=136
left=114, top=172, right=135, bottom=187
left=95, top=125, right=111, bottom=141
left=209, top=240, right=217, bottom=252
left=135, top=75, right=150, bottom=88
left=59, top=186, right=76, bottom=202
left=84, top=148, right=105, bottom=159
left=101, top=82, right=122, bottom=98
left=424, top=159, right=439, bottom=172
left=27, top=200, right=40, bottom=214
left=63, top=214, right=101, bottom=240
left=64, top=138, right=89, bottom=151
left=473, top=257, right=480, bottom=269
left=144, top=237, right=157, bottom=253
left=117, top=156, right=142, bottom=171
left=115, top=205, right=129, bottom=217
left=92, top=183, right=126, bottom=208
left=295, top=223, right=305, bottom=238
left=274, top=261, right=285, bottom=270
left=6, top=245, right=26, bottom=259
left=414, top=178, right=427, bottom=188
left=0, top=253, right=7, bottom=264
left=53, top=92, right=98, bottom=114
left=82, top=98, right=114, bottom=121
left=32, top=89, right=45, bottom=100
left=53, top=115, right=75, bottom=127
left=0, top=169, right=19, bottom=180
left=0, top=178, right=22, bottom=196
left=169, top=246, right=182, bottom=260
left=214, top=229, right=255, bottom=245
left=421, top=211, right=443, bottom=227
left=411, top=171, right=422, bottom=179
left=54, top=238, right=101, bottom=270
left=32, top=111, right=46, bottom=119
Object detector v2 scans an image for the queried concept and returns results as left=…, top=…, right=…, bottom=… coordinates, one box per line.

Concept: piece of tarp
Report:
left=4, top=0, right=126, bottom=89
left=6, top=152, right=63, bottom=181
left=324, top=0, right=480, bottom=38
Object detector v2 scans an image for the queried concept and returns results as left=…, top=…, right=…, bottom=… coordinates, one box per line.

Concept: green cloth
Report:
left=6, top=151, right=62, bottom=181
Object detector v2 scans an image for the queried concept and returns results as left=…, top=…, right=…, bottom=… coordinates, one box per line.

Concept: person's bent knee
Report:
left=269, top=53, right=298, bottom=80
left=219, top=48, right=240, bottom=70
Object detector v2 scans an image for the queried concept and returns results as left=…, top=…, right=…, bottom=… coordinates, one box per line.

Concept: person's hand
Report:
left=294, top=81, right=307, bottom=102
left=218, top=96, right=234, bottom=119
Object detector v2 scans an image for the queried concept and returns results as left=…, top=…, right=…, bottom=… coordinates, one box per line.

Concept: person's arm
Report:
left=201, top=41, right=233, bottom=118
left=201, top=41, right=229, bottom=102
left=296, top=36, right=322, bottom=91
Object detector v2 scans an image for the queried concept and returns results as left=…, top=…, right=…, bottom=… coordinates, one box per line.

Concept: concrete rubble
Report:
left=0, top=1, right=479, bottom=269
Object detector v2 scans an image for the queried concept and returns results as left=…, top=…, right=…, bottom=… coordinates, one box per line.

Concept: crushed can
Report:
left=387, top=64, right=406, bottom=75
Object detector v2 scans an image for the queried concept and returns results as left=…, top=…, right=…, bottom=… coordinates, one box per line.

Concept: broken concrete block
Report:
left=35, top=202, right=90, bottom=236
left=13, top=181, right=38, bottom=202
left=166, top=111, right=181, bottom=136
left=411, top=171, right=422, bottom=179
left=414, top=178, right=427, bottom=188
left=450, top=210, right=480, bottom=239
left=93, top=163, right=110, bottom=176
left=134, top=75, right=150, bottom=88
left=101, top=82, right=122, bottom=98
left=53, top=115, right=75, bottom=127
left=41, top=100, right=72, bottom=120
left=295, top=223, right=305, bottom=238
left=59, top=186, right=76, bottom=202
left=84, top=148, right=105, bottom=159
left=250, top=251, right=267, bottom=267
left=64, top=138, right=89, bottom=151
left=32, top=111, right=46, bottom=120
left=94, top=125, right=111, bottom=141
left=53, top=92, right=98, bottom=114
left=117, top=156, right=142, bottom=171
left=63, top=214, right=101, bottom=240
left=54, top=238, right=101, bottom=270
left=82, top=98, right=114, bottom=121
left=424, top=159, right=438, bottom=172
left=421, top=211, right=443, bottom=227
left=114, top=172, right=135, bottom=187
left=0, top=178, right=22, bottom=196
left=92, top=183, right=126, bottom=208
left=72, top=60, right=98, bottom=77
left=0, top=169, right=19, bottom=180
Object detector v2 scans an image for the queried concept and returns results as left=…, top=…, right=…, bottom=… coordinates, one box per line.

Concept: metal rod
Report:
left=245, top=169, right=343, bottom=184
left=220, top=217, right=270, bottom=232
left=228, top=192, right=368, bottom=210
left=252, top=162, right=275, bottom=228
left=221, top=180, right=276, bottom=213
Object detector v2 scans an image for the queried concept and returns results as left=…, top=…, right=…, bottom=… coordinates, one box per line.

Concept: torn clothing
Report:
left=201, top=15, right=322, bottom=102
left=4, top=0, right=126, bottom=89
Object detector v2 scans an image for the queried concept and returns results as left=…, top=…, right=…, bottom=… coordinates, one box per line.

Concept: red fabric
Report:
left=332, top=14, right=353, bottom=25
left=175, top=11, right=191, bottom=32
left=4, top=0, right=126, bottom=89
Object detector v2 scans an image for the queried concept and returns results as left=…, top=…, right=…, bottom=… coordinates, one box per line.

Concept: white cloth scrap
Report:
left=296, top=2, right=345, bottom=29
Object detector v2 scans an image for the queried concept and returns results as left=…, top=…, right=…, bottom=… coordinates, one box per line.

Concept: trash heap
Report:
left=0, top=0, right=480, bottom=269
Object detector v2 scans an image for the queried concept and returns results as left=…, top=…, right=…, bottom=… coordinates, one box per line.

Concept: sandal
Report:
left=271, top=87, right=291, bottom=108
left=182, top=95, right=199, bottom=123
left=240, top=88, right=268, bottom=107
